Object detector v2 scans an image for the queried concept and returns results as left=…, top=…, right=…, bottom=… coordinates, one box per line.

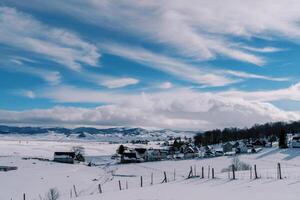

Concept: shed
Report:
left=53, top=152, right=75, bottom=164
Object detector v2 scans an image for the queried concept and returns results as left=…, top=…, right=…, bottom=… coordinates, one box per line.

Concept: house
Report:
left=181, top=145, right=197, bottom=159
left=0, top=166, right=18, bottom=172
left=222, top=142, right=234, bottom=153
left=121, top=152, right=138, bottom=163
left=291, top=135, right=300, bottom=148
left=235, top=141, right=248, bottom=154
left=135, top=148, right=148, bottom=161
left=147, top=148, right=162, bottom=161
left=252, top=139, right=266, bottom=147
left=53, top=152, right=75, bottom=164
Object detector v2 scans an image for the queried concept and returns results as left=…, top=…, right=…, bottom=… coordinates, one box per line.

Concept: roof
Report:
left=54, top=152, right=75, bottom=157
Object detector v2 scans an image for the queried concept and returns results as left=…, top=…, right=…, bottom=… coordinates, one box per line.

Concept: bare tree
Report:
left=46, top=188, right=60, bottom=200
left=71, top=146, right=85, bottom=155
left=71, top=146, right=85, bottom=162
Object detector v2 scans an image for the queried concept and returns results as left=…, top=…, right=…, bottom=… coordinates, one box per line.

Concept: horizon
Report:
left=2, top=1, right=300, bottom=130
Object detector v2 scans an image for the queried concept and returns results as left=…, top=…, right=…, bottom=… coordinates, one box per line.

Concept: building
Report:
left=121, top=152, right=138, bottom=163
left=291, top=135, right=300, bottom=148
left=53, top=152, right=75, bottom=164
left=222, top=142, right=234, bottom=153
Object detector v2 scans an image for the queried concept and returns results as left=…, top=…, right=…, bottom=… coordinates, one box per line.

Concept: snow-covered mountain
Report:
left=0, top=125, right=198, bottom=142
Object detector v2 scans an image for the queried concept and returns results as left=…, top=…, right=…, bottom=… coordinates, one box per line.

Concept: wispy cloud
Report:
left=13, top=0, right=300, bottom=66
left=0, top=6, right=100, bottom=70
left=101, top=78, right=139, bottom=89
left=0, top=58, right=61, bottom=85
left=102, top=43, right=287, bottom=86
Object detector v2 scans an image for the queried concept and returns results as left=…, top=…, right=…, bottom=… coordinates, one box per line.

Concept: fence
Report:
left=15, top=162, right=300, bottom=200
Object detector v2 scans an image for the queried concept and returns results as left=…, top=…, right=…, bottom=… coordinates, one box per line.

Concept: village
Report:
left=49, top=132, right=300, bottom=165
left=108, top=133, right=300, bottom=164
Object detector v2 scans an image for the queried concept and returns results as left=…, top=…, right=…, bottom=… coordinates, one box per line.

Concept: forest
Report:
left=194, top=121, right=300, bottom=146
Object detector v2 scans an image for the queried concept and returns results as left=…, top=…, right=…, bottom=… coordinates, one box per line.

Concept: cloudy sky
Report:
left=1, top=0, right=300, bottom=130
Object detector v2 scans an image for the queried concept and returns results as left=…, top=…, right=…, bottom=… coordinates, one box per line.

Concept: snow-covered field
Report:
left=1, top=138, right=300, bottom=200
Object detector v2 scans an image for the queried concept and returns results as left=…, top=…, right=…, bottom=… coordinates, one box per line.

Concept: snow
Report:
left=1, top=137, right=300, bottom=200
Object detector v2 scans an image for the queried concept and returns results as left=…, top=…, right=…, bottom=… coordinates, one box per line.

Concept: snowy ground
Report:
left=1, top=138, right=300, bottom=200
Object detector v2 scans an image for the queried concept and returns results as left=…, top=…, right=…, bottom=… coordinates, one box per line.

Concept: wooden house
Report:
left=53, top=152, right=75, bottom=164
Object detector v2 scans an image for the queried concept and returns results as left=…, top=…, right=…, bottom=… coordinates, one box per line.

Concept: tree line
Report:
left=194, top=121, right=300, bottom=146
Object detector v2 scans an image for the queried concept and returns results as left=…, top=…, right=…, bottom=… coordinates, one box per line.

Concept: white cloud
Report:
left=102, top=43, right=287, bottom=86
left=101, top=78, right=139, bottom=88
left=21, top=90, right=36, bottom=99
left=15, top=0, right=300, bottom=65
left=0, top=58, right=61, bottom=85
left=0, top=6, right=100, bottom=70
left=159, top=82, right=173, bottom=89
left=2, top=86, right=298, bottom=130
left=218, top=82, right=300, bottom=102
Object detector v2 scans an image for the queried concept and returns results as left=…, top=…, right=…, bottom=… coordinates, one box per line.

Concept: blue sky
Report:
left=1, top=1, right=300, bottom=130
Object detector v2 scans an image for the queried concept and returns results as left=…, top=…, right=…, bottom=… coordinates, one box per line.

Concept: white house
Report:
left=291, top=135, right=300, bottom=148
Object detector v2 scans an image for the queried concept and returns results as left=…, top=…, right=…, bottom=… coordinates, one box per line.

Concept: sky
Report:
left=1, top=0, right=300, bottom=130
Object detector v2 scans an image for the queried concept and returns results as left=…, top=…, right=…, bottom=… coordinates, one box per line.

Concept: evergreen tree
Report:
left=279, top=129, right=288, bottom=148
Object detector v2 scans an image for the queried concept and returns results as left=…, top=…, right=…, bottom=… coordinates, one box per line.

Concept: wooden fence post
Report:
left=277, top=163, right=282, bottom=179
left=212, top=168, right=215, bottom=179
left=232, top=164, right=235, bottom=180
left=174, top=169, right=176, bottom=181
left=140, top=176, right=143, bottom=187
left=254, top=164, right=258, bottom=179
left=98, top=184, right=102, bottom=194
left=151, top=173, right=153, bottom=185
left=250, top=167, right=252, bottom=179
left=23, top=193, right=25, bottom=200
left=201, top=166, right=204, bottom=178
left=126, top=181, right=128, bottom=190
left=208, top=165, right=210, bottom=179
left=162, top=171, right=167, bottom=183
left=188, top=166, right=193, bottom=178
left=73, top=185, right=78, bottom=197
left=118, top=180, right=122, bottom=190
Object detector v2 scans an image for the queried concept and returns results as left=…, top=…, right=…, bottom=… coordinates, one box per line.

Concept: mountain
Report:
left=0, top=125, right=198, bottom=141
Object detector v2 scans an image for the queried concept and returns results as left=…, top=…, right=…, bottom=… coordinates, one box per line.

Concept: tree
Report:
left=279, top=129, right=288, bottom=148
left=46, top=188, right=60, bottom=200
left=117, top=145, right=125, bottom=155
left=72, top=146, right=85, bottom=162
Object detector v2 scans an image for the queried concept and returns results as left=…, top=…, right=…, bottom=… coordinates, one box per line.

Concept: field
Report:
left=1, top=138, right=300, bottom=200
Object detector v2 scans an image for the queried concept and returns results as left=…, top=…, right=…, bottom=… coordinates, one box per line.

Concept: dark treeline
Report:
left=194, top=121, right=300, bottom=146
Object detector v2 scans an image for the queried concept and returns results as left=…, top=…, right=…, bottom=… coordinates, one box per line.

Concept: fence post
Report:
left=208, top=165, right=210, bottom=179
left=250, top=167, right=252, bottom=179
left=126, top=181, right=128, bottom=190
left=254, top=164, right=258, bottom=179
left=118, top=180, right=122, bottom=190
left=23, top=193, right=25, bottom=200
left=232, top=164, right=235, bottom=180
left=151, top=173, right=153, bottom=185
left=201, top=166, right=204, bottom=178
left=73, top=185, right=78, bottom=197
left=70, top=189, right=72, bottom=198
left=174, top=169, right=176, bottom=181
left=194, top=165, right=197, bottom=176
left=212, top=168, right=215, bottom=179
left=162, top=171, right=167, bottom=183
left=140, top=176, right=143, bottom=187
left=98, top=184, right=102, bottom=194
left=188, top=166, right=193, bottom=178
left=277, top=163, right=282, bottom=179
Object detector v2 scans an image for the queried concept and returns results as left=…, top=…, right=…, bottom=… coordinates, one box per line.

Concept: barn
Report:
left=53, top=152, right=75, bottom=164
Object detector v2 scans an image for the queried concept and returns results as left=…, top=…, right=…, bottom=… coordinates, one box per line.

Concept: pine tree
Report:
left=279, top=129, right=288, bottom=148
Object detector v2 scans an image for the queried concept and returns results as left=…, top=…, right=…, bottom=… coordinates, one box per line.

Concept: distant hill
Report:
left=0, top=125, right=197, bottom=141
